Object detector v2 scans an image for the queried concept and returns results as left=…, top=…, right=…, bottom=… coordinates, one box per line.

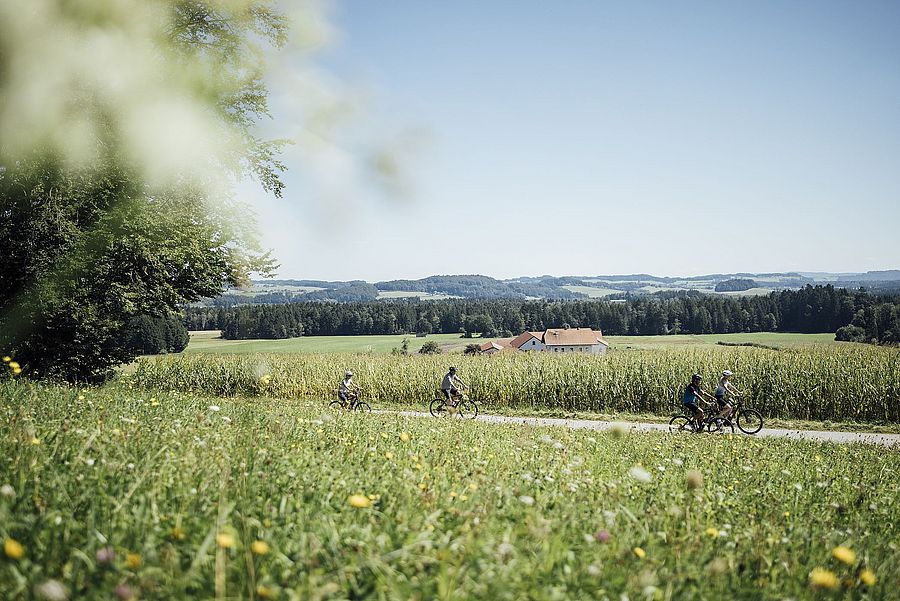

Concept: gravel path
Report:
left=388, top=410, right=900, bottom=447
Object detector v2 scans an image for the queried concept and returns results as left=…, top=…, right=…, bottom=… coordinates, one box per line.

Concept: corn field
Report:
left=129, top=346, right=900, bottom=422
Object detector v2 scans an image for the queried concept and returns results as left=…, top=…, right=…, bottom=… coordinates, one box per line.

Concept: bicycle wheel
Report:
left=668, top=415, right=694, bottom=433
left=736, top=409, right=763, bottom=434
left=707, top=417, right=734, bottom=434
left=429, top=398, right=447, bottom=418
left=457, top=400, right=478, bottom=420
left=328, top=400, right=346, bottom=411
left=354, top=402, right=372, bottom=413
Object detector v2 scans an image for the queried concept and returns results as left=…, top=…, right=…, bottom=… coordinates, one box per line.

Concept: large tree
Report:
left=0, top=1, right=288, bottom=381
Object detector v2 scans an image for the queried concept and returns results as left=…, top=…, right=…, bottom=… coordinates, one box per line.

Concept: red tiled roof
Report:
left=542, top=328, right=607, bottom=346
left=508, top=331, right=539, bottom=348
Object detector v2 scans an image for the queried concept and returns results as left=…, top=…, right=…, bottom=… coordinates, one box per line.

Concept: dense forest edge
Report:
left=182, top=285, right=900, bottom=345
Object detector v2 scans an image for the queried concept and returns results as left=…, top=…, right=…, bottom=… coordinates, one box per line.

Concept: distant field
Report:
left=375, top=290, right=456, bottom=300
left=185, top=331, right=470, bottom=354
left=185, top=331, right=843, bottom=355
left=716, top=287, right=778, bottom=296
left=561, top=285, right=620, bottom=297
left=228, top=285, right=325, bottom=297
left=605, top=332, right=841, bottom=350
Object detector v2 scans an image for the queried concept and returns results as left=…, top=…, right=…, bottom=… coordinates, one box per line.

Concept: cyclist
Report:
left=714, top=370, right=744, bottom=421
left=441, top=366, right=467, bottom=407
left=683, top=373, right=716, bottom=431
left=339, top=370, right=360, bottom=404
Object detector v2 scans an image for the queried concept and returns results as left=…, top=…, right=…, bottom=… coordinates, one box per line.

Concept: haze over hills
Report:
left=198, top=270, right=900, bottom=306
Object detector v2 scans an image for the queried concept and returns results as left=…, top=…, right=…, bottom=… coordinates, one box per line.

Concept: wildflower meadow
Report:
left=1, top=380, right=897, bottom=599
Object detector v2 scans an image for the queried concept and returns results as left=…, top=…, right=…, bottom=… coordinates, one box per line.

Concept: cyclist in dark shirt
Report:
left=683, top=374, right=716, bottom=431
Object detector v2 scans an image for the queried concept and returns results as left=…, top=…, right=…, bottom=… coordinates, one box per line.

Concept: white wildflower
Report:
left=628, top=466, right=652, bottom=483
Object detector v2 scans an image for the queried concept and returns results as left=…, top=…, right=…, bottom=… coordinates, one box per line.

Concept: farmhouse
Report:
left=542, top=328, right=608, bottom=354
left=508, top=331, right=545, bottom=351
left=478, top=328, right=608, bottom=355
left=478, top=340, right=506, bottom=354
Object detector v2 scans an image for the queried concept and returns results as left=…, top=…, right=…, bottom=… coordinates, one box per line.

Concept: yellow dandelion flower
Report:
left=256, top=585, right=277, bottom=599
left=251, top=540, right=270, bottom=555
left=384, top=452, right=394, bottom=460
left=705, top=527, right=719, bottom=537
left=8, top=361, right=19, bottom=370
left=30, top=437, right=40, bottom=445
left=831, top=546, right=855, bottom=565
left=399, top=432, right=410, bottom=442
left=2, top=356, right=10, bottom=362
left=468, top=483, right=478, bottom=491
left=4, top=538, right=25, bottom=560
left=12, top=367, right=21, bottom=375
left=216, top=533, right=236, bottom=549
left=460, top=494, right=468, bottom=501
left=633, top=547, right=646, bottom=559
left=809, top=568, right=840, bottom=590
left=348, top=494, right=371, bottom=508
left=860, top=569, right=876, bottom=586
left=125, top=553, right=142, bottom=569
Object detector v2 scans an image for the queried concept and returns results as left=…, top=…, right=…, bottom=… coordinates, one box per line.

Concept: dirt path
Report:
left=387, top=410, right=900, bottom=447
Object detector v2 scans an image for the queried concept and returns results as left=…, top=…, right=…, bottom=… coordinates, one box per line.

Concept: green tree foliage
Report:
left=183, top=286, right=900, bottom=344
left=123, top=315, right=189, bottom=355
left=0, top=1, right=286, bottom=381
left=714, top=278, right=758, bottom=292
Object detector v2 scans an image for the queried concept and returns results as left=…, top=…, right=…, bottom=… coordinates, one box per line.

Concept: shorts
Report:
left=339, top=390, right=349, bottom=402
left=715, top=395, right=730, bottom=409
left=684, top=402, right=701, bottom=416
left=442, top=386, right=458, bottom=400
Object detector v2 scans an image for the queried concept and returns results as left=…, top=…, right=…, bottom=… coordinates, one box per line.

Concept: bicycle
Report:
left=329, top=390, right=372, bottom=413
left=429, top=388, right=478, bottom=419
left=669, top=400, right=734, bottom=434
left=724, top=396, right=764, bottom=434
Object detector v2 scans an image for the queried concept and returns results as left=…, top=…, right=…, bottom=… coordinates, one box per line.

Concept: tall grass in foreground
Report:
left=0, top=382, right=897, bottom=599
left=130, top=346, right=900, bottom=422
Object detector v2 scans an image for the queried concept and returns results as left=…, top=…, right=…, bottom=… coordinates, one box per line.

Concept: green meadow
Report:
left=1, top=382, right=896, bottom=600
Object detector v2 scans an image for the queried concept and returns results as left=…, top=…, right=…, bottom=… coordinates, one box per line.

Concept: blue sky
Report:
left=248, top=0, right=900, bottom=281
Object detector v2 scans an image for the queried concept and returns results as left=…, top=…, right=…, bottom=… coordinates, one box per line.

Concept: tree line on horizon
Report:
left=182, top=285, right=900, bottom=344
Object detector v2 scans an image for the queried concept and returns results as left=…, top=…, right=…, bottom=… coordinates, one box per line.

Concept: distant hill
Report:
left=188, top=270, right=900, bottom=306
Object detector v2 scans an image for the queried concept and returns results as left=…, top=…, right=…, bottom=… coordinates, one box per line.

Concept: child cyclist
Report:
left=683, top=373, right=717, bottom=431
left=714, top=370, right=744, bottom=421
left=339, top=370, right=360, bottom=404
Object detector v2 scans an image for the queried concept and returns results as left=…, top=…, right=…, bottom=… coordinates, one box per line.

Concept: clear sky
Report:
left=246, top=0, right=900, bottom=281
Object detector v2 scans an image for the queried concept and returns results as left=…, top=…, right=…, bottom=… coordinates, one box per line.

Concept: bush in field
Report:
left=418, top=341, right=442, bottom=355
left=835, top=325, right=867, bottom=343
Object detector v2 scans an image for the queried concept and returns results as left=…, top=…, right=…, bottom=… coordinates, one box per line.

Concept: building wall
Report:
left=518, top=338, right=545, bottom=352
left=546, top=344, right=608, bottom=355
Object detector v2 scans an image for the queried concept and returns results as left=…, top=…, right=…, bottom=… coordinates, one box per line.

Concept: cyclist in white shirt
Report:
left=339, top=371, right=360, bottom=403
left=714, top=370, right=743, bottom=420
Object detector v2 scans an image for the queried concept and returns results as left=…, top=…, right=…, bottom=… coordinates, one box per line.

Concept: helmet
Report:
left=449, top=366, right=457, bottom=372
left=691, top=373, right=702, bottom=381
left=722, top=370, right=733, bottom=377
left=345, top=371, right=353, bottom=377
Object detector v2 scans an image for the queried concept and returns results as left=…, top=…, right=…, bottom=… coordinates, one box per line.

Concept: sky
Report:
left=244, top=0, right=900, bottom=281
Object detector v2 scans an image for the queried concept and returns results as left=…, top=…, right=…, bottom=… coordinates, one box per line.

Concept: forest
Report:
left=182, top=285, right=900, bottom=344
